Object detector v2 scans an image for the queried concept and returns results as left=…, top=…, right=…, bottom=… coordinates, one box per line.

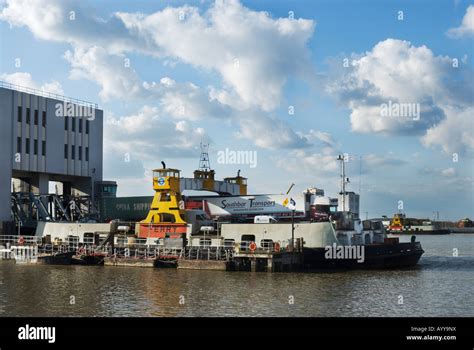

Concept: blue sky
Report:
left=0, top=0, right=473, bottom=220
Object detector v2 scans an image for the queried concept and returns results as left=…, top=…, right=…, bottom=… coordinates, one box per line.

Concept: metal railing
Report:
left=0, top=235, right=42, bottom=246
left=0, top=80, right=98, bottom=108
left=184, top=247, right=233, bottom=261
left=238, top=240, right=275, bottom=253
left=109, top=246, right=184, bottom=260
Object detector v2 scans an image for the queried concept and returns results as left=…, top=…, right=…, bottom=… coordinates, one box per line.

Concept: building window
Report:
left=64, top=116, right=68, bottom=130
left=42, top=141, right=46, bottom=156
left=78, top=146, right=82, bottom=160
left=17, top=137, right=21, bottom=153
left=86, top=120, right=89, bottom=134
left=17, top=106, right=22, bottom=122
left=71, top=145, right=75, bottom=160
left=85, top=147, right=89, bottom=161
left=34, top=140, right=38, bottom=155
left=64, top=144, right=68, bottom=158
left=79, top=119, right=83, bottom=133
left=42, top=111, right=46, bottom=127
left=34, top=110, right=38, bottom=125
left=72, top=118, right=76, bottom=132
left=26, top=108, right=30, bottom=124
left=25, top=138, right=30, bottom=154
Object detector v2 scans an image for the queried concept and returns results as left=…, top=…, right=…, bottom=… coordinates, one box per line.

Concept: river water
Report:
left=0, top=234, right=472, bottom=317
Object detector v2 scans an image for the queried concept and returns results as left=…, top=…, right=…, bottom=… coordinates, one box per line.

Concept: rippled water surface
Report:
left=0, top=234, right=472, bottom=317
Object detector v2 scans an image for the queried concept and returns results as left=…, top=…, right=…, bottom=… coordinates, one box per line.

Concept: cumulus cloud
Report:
left=117, top=0, right=315, bottom=111
left=422, top=106, right=474, bottom=154
left=64, top=46, right=144, bottom=101
left=0, top=0, right=316, bottom=151
left=1, top=0, right=315, bottom=113
left=327, top=39, right=474, bottom=154
left=447, top=5, right=474, bottom=38
left=104, top=106, right=209, bottom=163
left=275, top=148, right=339, bottom=176
left=0, top=0, right=151, bottom=54
left=234, top=112, right=310, bottom=149
left=0, top=72, right=64, bottom=95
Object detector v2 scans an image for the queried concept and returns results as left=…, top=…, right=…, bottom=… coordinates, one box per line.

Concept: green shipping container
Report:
left=99, top=196, right=153, bottom=222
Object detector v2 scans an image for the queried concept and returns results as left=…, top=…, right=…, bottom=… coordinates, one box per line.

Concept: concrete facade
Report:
left=0, top=86, right=103, bottom=228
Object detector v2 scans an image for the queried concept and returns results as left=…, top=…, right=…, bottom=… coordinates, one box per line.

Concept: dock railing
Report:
left=0, top=235, right=42, bottom=247
left=109, top=246, right=184, bottom=260
left=184, top=246, right=233, bottom=261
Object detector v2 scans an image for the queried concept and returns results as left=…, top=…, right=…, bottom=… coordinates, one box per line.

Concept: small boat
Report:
left=37, top=251, right=74, bottom=265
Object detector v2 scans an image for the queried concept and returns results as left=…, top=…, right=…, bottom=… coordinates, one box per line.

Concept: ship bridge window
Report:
left=223, top=239, right=235, bottom=248
left=260, top=239, right=273, bottom=250
left=240, top=234, right=255, bottom=250
left=241, top=234, right=255, bottom=241
left=200, top=238, right=212, bottom=247
left=154, top=170, right=180, bottom=178
left=66, top=235, right=79, bottom=246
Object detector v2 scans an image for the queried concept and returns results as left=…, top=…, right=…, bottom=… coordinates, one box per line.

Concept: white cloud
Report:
left=234, top=113, right=310, bottom=149
left=0, top=72, right=64, bottom=95
left=300, top=129, right=337, bottom=148
left=441, top=167, right=456, bottom=177
left=64, top=46, right=144, bottom=101
left=275, top=149, right=339, bottom=177
left=104, top=106, right=209, bottom=164
left=0, top=0, right=317, bottom=150
left=364, top=154, right=407, bottom=167
left=422, top=106, right=474, bottom=155
left=327, top=39, right=474, bottom=153
left=1, top=0, right=315, bottom=113
left=117, top=0, right=315, bottom=111
left=447, top=5, right=474, bottom=38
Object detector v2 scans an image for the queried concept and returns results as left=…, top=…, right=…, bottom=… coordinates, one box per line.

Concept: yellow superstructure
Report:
left=224, top=170, right=248, bottom=195
left=141, top=167, right=186, bottom=225
left=193, top=169, right=216, bottom=191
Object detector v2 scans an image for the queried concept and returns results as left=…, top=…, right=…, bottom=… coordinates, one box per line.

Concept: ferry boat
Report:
left=132, top=158, right=424, bottom=270
left=30, top=158, right=425, bottom=270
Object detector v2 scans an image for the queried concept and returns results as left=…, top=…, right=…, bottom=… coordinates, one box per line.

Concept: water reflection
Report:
left=0, top=235, right=472, bottom=317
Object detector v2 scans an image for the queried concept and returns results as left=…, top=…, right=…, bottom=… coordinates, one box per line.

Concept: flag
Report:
left=282, top=197, right=289, bottom=207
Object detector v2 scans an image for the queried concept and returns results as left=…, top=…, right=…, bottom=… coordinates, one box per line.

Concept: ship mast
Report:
left=337, top=154, right=350, bottom=213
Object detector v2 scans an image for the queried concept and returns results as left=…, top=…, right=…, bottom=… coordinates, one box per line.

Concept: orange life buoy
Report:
left=18, top=236, right=25, bottom=246
left=274, top=242, right=280, bottom=252
left=249, top=242, right=257, bottom=252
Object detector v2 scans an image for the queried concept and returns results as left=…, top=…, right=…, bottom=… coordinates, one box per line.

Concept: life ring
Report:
left=77, top=247, right=85, bottom=255
left=18, top=236, right=25, bottom=246
left=274, top=242, right=281, bottom=252
left=249, top=242, right=257, bottom=252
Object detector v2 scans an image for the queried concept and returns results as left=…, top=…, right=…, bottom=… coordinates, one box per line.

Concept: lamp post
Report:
left=291, top=209, right=295, bottom=270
